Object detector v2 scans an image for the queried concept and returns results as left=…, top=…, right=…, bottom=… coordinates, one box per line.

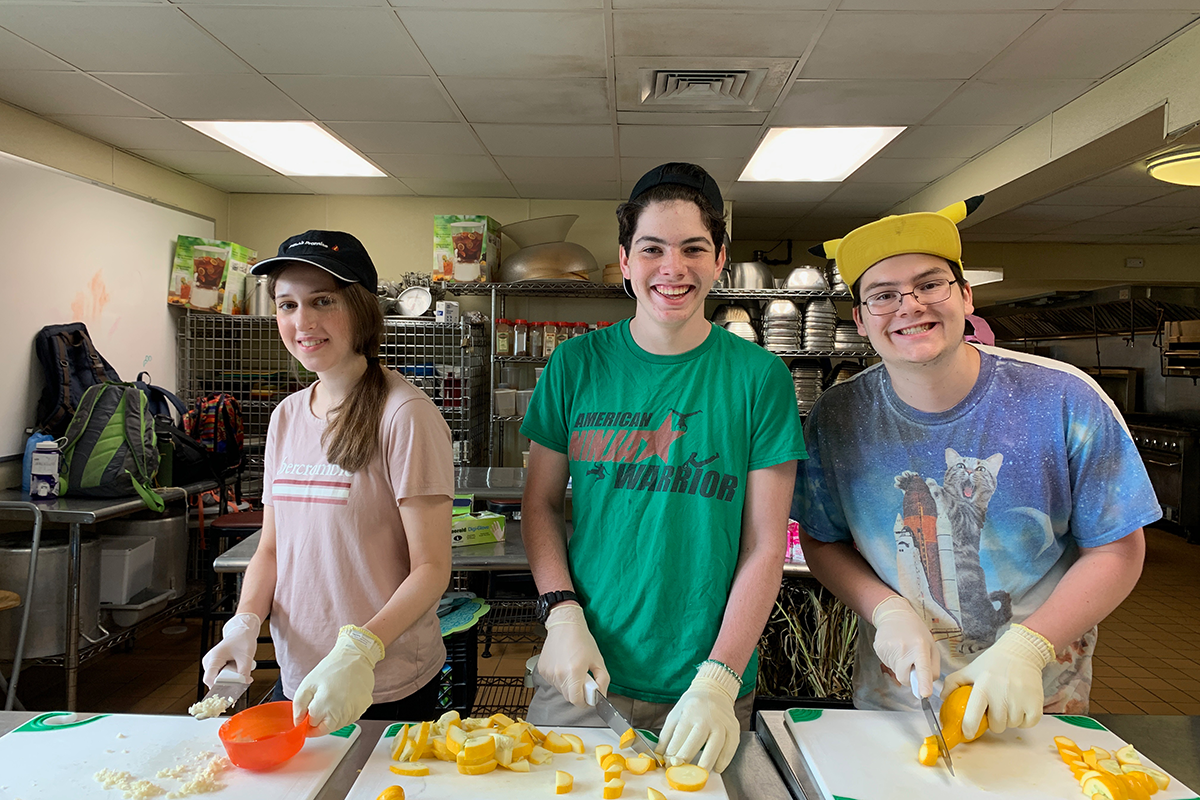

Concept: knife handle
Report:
left=217, top=666, right=250, bottom=685
left=583, top=678, right=599, bottom=707
left=909, top=670, right=923, bottom=700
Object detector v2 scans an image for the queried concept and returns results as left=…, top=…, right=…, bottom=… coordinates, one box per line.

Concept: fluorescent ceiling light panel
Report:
left=739, top=126, right=906, bottom=182
left=184, top=121, right=384, bottom=177
left=964, top=268, right=1003, bottom=287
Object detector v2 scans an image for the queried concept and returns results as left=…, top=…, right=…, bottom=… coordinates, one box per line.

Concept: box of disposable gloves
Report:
left=451, top=511, right=505, bottom=547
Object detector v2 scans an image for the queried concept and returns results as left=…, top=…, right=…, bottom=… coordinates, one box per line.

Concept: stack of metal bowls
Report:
left=762, top=299, right=802, bottom=353
left=835, top=321, right=871, bottom=351
left=724, top=320, right=759, bottom=344
left=828, top=261, right=849, bottom=293
left=802, top=299, right=838, bottom=350
left=791, top=361, right=824, bottom=415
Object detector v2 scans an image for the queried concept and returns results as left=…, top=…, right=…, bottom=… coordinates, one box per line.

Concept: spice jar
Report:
left=556, top=322, right=571, bottom=349
left=529, top=322, right=543, bottom=358
left=597, top=321, right=612, bottom=329
left=543, top=321, right=559, bottom=357
left=513, top=319, right=529, bottom=356
left=572, top=322, right=589, bottom=337
left=495, top=318, right=512, bottom=356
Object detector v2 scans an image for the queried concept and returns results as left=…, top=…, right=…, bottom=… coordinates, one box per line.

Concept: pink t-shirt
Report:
left=262, top=369, right=454, bottom=702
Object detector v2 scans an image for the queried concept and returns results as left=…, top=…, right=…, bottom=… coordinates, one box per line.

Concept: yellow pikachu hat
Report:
left=810, top=195, right=984, bottom=297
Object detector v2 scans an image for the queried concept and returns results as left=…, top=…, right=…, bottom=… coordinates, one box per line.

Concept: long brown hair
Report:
left=269, top=272, right=387, bottom=473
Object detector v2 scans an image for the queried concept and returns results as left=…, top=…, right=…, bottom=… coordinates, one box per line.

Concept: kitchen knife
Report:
left=583, top=679, right=657, bottom=759
left=197, top=666, right=251, bottom=714
left=911, top=672, right=954, bottom=776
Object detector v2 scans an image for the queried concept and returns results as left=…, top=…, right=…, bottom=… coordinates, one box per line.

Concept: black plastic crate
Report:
left=438, top=627, right=477, bottom=715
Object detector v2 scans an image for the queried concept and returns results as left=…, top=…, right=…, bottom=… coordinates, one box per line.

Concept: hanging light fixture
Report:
left=1146, top=149, right=1200, bottom=186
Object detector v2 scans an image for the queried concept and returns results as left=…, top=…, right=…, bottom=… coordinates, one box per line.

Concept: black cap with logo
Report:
left=251, top=230, right=378, bottom=294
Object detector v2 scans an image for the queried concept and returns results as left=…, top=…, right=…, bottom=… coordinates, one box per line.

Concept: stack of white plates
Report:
left=834, top=321, right=871, bottom=351
left=763, top=299, right=801, bottom=353
left=803, top=299, right=838, bottom=350
left=791, top=362, right=824, bottom=415
left=723, top=320, right=759, bottom=344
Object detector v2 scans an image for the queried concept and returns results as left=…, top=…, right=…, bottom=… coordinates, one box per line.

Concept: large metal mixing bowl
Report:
left=500, top=215, right=579, bottom=249
left=727, top=261, right=775, bottom=289
left=499, top=241, right=598, bottom=282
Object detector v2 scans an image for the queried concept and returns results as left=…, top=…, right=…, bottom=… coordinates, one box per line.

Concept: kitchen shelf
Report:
left=496, top=356, right=549, bottom=364
left=493, top=415, right=525, bottom=423
left=471, top=676, right=534, bottom=718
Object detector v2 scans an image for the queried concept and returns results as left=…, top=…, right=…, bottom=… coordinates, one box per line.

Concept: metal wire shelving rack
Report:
left=177, top=312, right=490, bottom=490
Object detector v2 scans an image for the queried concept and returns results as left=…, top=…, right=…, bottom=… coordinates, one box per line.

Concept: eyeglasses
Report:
left=861, top=278, right=960, bottom=316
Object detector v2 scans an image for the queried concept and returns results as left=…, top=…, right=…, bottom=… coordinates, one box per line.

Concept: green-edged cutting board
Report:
left=785, top=708, right=1198, bottom=800
left=0, top=711, right=359, bottom=800
left=343, top=724, right=728, bottom=800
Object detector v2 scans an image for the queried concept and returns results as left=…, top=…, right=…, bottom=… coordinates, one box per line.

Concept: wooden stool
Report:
left=0, top=590, right=18, bottom=612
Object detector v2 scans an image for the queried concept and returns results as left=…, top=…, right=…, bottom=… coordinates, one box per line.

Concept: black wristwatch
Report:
left=535, top=590, right=580, bottom=624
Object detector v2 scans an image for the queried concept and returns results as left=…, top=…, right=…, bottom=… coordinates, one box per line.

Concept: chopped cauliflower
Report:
left=187, top=696, right=231, bottom=720
left=93, top=769, right=166, bottom=800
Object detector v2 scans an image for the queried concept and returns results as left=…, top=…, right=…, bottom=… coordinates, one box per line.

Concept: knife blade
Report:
left=911, top=672, right=954, bottom=776
left=584, top=679, right=657, bottom=759
left=195, top=667, right=251, bottom=716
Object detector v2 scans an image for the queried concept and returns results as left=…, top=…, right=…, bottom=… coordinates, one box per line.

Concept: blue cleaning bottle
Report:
left=22, top=430, right=54, bottom=495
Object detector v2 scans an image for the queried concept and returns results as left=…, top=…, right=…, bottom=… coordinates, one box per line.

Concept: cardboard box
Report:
left=434, top=215, right=501, bottom=283
left=169, top=235, right=257, bottom=314
left=99, top=535, right=155, bottom=605
left=451, top=511, right=505, bottom=547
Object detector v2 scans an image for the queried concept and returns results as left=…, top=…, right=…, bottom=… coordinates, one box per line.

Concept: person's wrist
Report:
left=1003, top=624, right=1055, bottom=669
left=228, top=611, right=262, bottom=635
left=340, top=624, right=385, bottom=665
left=695, top=660, right=741, bottom=700
left=871, top=595, right=912, bottom=626
left=545, top=602, right=585, bottom=628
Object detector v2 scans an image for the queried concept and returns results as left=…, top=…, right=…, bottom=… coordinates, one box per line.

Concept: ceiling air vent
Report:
left=639, top=69, right=768, bottom=108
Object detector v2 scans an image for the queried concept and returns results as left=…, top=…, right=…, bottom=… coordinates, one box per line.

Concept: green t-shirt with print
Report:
left=521, top=320, right=806, bottom=703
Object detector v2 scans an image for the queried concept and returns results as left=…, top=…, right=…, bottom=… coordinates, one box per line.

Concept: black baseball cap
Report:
left=627, top=162, right=724, bottom=216
left=251, top=230, right=378, bottom=294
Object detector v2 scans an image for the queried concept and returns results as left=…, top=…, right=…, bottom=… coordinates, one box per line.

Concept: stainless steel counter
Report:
left=0, top=711, right=794, bottom=800
left=756, top=709, right=1200, bottom=799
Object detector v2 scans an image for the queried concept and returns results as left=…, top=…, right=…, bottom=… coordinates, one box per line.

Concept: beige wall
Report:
left=0, top=100, right=229, bottom=236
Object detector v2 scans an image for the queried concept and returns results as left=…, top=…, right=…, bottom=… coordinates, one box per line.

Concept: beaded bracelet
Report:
left=700, top=659, right=741, bottom=683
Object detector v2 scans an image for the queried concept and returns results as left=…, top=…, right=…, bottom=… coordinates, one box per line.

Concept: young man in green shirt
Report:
left=521, top=163, right=805, bottom=773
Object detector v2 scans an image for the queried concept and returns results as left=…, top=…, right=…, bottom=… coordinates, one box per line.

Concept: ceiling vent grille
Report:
left=639, top=69, right=767, bottom=107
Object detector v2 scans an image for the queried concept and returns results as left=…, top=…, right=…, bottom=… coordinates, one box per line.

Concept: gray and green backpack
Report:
left=59, top=382, right=165, bottom=512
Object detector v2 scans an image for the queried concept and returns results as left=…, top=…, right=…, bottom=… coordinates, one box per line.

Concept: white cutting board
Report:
left=786, top=708, right=1199, bottom=800
left=344, top=724, right=728, bottom=800
left=0, top=711, right=359, bottom=800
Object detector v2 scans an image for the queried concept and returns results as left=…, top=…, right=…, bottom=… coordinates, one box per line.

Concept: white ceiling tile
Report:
left=326, top=122, right=483, bottom=155
left=0, top=27, right=65, bottom=70
left=848, top=157, right=966, bottom=183
left=1052, top=219, right=1180, bottom=235
left=496, top=156, right=615, bottom=182
left=804, top=201, right=892, bottom=218
left=924, top=79, right=1096, bottom=125
left=959, top=216, right=1062, bottom=235
left=0, top=70, right=154, bottom=116
left=442, top=77, right=609, bottom=124
left=773, top=80, right=963, bottom=126
left=1035, top=184, right=1181, bottom=205
left=614, top=0, right=824, bottom=7
left=176, top=0, right=389, bottom=5
left=0, top=6, right=251, bottom=73
left=1067, top=0, right=1200, bottom=8
left=979, top=11, right=1199, bottom=80
left=997, top=204, right=1124, bottom=220
left=787, top=217, right=876, bottom=239
left=401, top=178, right=519, bottom=197
left=732, top=218, right=795, bottom=239
left=398, top=10, right=606, bottom=78
left=99, top=73, right=308, bottom=119
left=879, top=125, right=1018, bottom=159
left=801, top=12, right=1040, bottom=79
left=841, top=0, right=1057, bottom=7
left=290, top=177, right=416, bottom=195
left=620, top=157, right=745, bottom=183
left=613, top=11, right=823, bottom=58
left=390, top=0, right=601, bottom=7
left=474, top=124, right=613, bottom=157
left=618, top=125, right=761, bottom=159
left=728, top=201, right=818, bottom=218
left=188, top=174, right=312, bottom=193
left=1086, top=205, right=1200, bottom=224
left=513, top=181, right=620, bottom=199
left=960, top=232, right=1037, bottom=242
left=46, top=115, right=227, bottom=151
left=370, top=153, right=504, bottom=180
left=183, top=7, right=429, bottom=76
left=821, top=182, right=927, bottom=205
left=1141, top=187, right=1200, bottom=206
left=131, top=149, right=278, bottom=176
left=268, top=75, right=457, bottom=122
left=617, top=111, right=770, bottom=126
left=725, top=182, right=841, bottom=203
left=1087, top=163, right=1168, bottom=187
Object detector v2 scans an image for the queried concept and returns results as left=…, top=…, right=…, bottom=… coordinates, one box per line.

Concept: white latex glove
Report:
left=871, top=595, right=940, bottom=698
left=201, top=612, right=261, bottom=687
left=292, top=625, right=385, bottom=736
left=656, top=661, right=741, bottom=774
left=944, top=623, right=1055, bottom=738
left=537, top=604, right=609, bottom=707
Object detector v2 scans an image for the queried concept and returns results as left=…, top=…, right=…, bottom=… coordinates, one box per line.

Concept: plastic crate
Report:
left=438, top=627, right=477, bottom=715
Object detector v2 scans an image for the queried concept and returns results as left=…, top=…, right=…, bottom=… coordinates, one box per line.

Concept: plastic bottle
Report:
left=495, top=318, right=513, bottom=356
left=529, top=322, right=543, bottom=358
left=572, top=322, right=589, bottom=337
left=513, top=319, right=529, bottom=357
left=543, top=321, right=559, bottom=358
left=21, top=430, right=54, bottom=496
left=29, top=439, right=62, bottom=499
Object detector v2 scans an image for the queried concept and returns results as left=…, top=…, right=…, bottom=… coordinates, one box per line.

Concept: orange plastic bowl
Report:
left=218, top=701, right=310, bottom=771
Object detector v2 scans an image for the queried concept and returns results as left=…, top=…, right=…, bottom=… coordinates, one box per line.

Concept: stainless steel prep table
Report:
left=0, top=483, right=214, bottom=710
left=755, top=709, right=1200, bottom=800
left=0, top=711, right=795, bottom=800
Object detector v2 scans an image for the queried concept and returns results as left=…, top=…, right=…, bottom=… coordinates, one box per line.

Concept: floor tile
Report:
left=1134, top=701, right=1184, bottom=715
left=1101, top=700, right=1142, bottom=714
